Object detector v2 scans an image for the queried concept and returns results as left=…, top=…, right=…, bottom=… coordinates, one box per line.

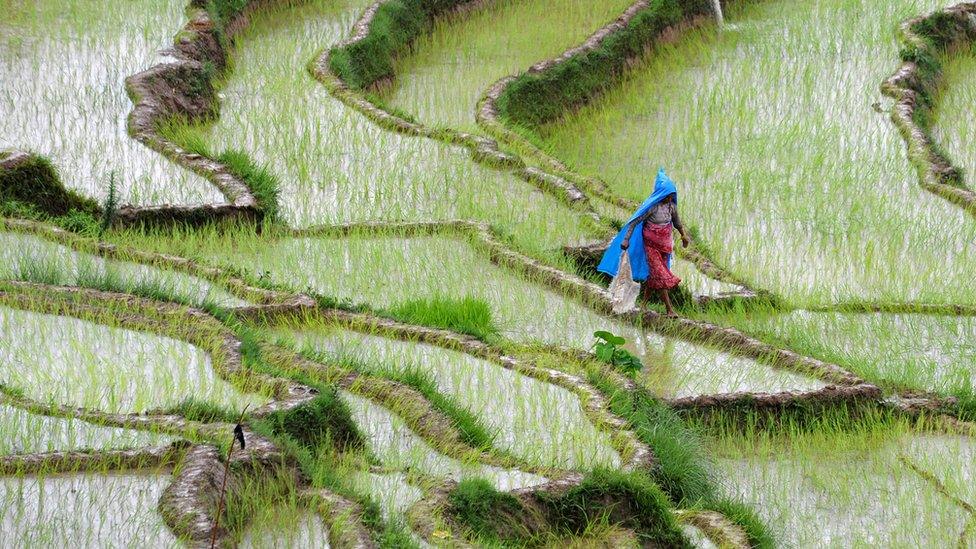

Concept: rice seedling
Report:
left=701, top=307, right=976, bottom=414
left=0, top=231, right=245, bottom=308
left=0, top=305, right=265, bottom=414
left=0, top=470, right=176, bottom=548
left=288, top=323, right=621, bottom=469
left=163, top=0, right=597, bottom=252
left=380, top=0, right=637, bottom=132
left=341, top=391, right=548, bottom=489
left=540, top=0, right=976, bottom=307
left=346, top=471, right=423, bottom=520
left=0, top=405, right=170, bottom=455
left=110, top=226, right=824, bottom=396
left=707, top=417, right=976, bottom=547
left=0, top=0, right=222, bottom=206
left=239, top=503, right=331, bottom=548
left=932, top=45, right=976, bottom=187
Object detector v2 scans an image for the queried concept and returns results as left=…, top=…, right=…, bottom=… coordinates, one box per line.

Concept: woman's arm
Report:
left=671, top=205, right=691, bottom=248
left=620, top=218, right=639, bottom=250
left=620, top=209, right=654, bottom=249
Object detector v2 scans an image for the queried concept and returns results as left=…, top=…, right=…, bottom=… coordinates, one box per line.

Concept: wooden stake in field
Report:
left=711, top=0, right=725, bottom=26
left=210, top=406, right=249, bottom=549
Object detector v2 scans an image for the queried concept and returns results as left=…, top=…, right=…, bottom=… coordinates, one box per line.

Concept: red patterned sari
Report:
left=641, top=222, right=681, bottom=290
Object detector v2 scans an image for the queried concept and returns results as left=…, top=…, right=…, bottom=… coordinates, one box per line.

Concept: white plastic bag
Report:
left=609, top=252, right=641, bottom=314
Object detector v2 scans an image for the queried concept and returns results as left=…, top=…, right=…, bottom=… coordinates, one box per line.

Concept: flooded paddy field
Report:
left=0, top=0, right=221, bottom=206
left=0, top=306, right=264, bottom=414
left=0, top=471, right=176, bottom=548
left=711, top=425, right=976, bottom=547
left=541, top=0, right=976, bottom=307
left=933, top=47, right=976, bottom=189
left=0, top=405, right=170, bottom=455
left=2, top=0, right=975, bottom=544
left=703, top=309, right=976, bottom=409
left=0, top=231, right=245, bottom=308
left=381, top=0, right=636, bottom=132
left=162, top=0, right=596, bottom=254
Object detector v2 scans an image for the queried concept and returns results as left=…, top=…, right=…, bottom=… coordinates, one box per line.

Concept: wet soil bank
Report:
left=882, top=1, right=976, bottom=217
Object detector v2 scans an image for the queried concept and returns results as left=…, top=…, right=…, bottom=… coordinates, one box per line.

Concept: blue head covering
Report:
left=598, top=168, right=678, bottom=282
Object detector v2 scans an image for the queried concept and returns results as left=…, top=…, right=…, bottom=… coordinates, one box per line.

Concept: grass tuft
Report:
left=217, top=149, right=281, bottom=222
left=261, top=391, right=365, bottom=451
left=541, top=468, right=689, bottom=547
left=162, top=397, right=239, bottom=423
left=387, top=295, right=499, bottom=341
left=448, top=478, right=526, bottom=544
left=0, top=151, right=101, bottom=234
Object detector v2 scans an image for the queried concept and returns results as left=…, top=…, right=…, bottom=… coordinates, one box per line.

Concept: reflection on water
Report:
left=0, top=472, right=176, bottom=548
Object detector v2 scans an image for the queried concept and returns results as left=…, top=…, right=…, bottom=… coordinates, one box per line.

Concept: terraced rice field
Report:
left=0, top=0, right=221, bottom=205
left=933, top=45, right=976, bottom=188
left=381, top=0, right=637, bottom=131
left=711, top=424, right=976, bottom=547
left=542, top=0, right=976, bottom=307
left=0, top=472, right=176, bottom=547
left=162, top=0, right=597, bottom=254
left=2, top=0, right=975, bottom=545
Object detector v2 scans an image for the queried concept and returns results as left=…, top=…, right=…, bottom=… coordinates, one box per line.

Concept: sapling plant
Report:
left=97, top=171, right=118, bottom=237
left=592, top=330, right=643, bottom=376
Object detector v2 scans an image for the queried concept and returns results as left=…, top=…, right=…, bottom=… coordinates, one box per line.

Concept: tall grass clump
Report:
left=161, top=396, right=239, bottom=423
left=217, top=149, right=281, bottom=222
left=0, top=152, right=101, bottom=234
left=387, top=295, right=499, bottom=341
left=539, top=468, right=688, bottom=546
left=0, top=152, right=99, bottom=216
left=448, top=470, right=691, bottom=546
left=448, top=478, right=527, bottom=544
left=260, top=390, right=365, bottom=451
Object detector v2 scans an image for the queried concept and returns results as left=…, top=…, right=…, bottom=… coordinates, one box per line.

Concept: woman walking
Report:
left=598, top=168, right=690, bottom=317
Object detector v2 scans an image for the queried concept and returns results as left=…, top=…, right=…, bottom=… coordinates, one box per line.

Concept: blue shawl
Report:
left=598, top=168, right=678, bottom=282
